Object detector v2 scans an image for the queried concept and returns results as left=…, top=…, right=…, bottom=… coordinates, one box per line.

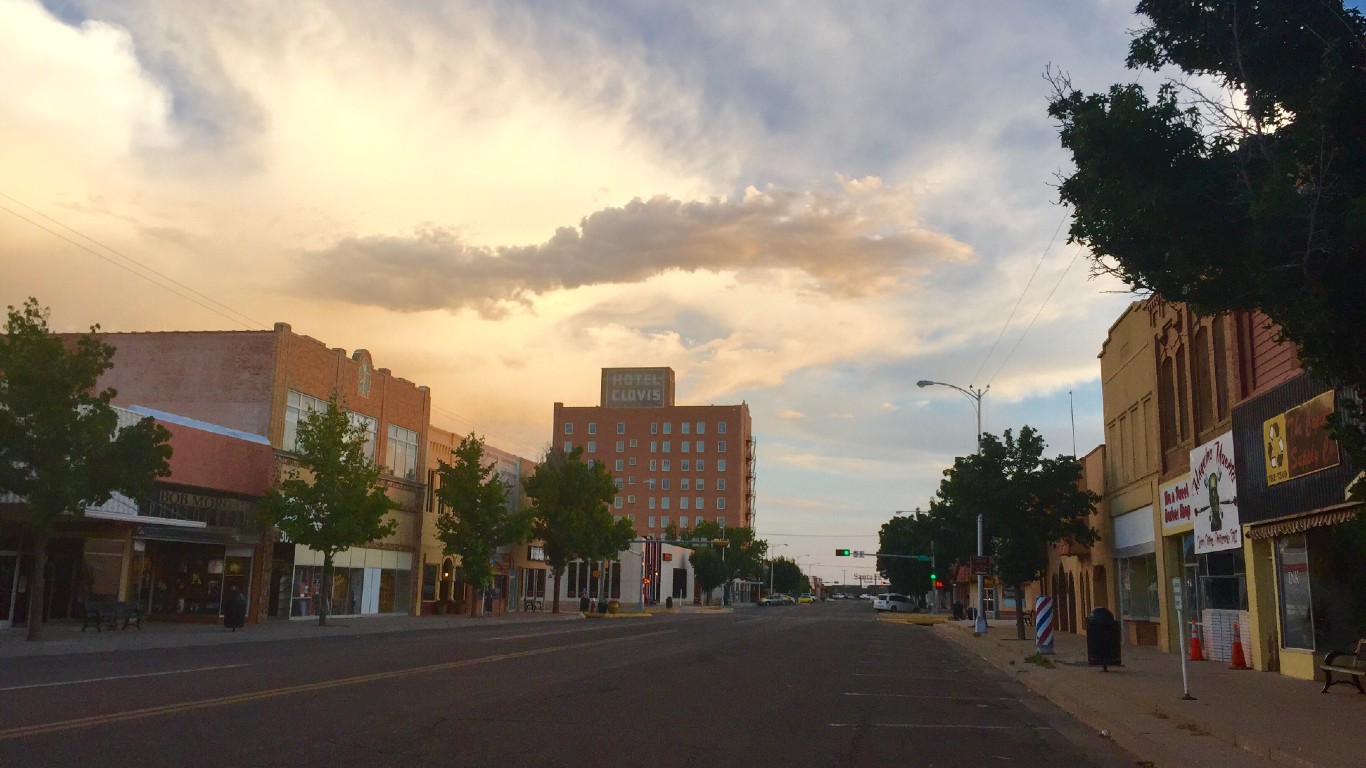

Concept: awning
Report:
left=1245, top=503, right=1363, bottom=540
left=135, top=524, right=257, bottom=546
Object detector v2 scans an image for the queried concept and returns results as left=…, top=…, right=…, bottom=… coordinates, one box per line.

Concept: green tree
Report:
left=1048, top=1, right=1366, bottom=491
left=260, top=396, right=399, bottom=626
left=877, top=513, right=934, bottom=596
left=0, top=299, right=172, bottom=641
left=684, top=521, right=765, bottom=605
left=434, top=434, right=531, bottom=617
left=522, top=446, right=620, bottom=613
left=767, top=557, right=805, bottom=595
left=932, top=427, right=1099, bottom=639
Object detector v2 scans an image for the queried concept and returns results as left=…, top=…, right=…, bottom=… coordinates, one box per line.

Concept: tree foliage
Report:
left=522, top=446, right=625, bottom=613
left=260, top=395, right=399, bottom=626
left=0, top=299, right=172, bottom=640
left=877, top=513, right=934, bottom=596
left=681, top=520, right=766, bottom=604
left=434, top=434, right=531, bottom=616
left=766, top=557, right=807, bottom=595
left=1049, top=1, right=1366, bottom=491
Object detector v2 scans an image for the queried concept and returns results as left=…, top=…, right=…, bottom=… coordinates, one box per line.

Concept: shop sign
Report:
left=1160, top=473, right=1195, bottom=533
left=1263, top=390, right=1339, bottom=487
left=1190, top=432, right=1241, bottom=554
left=527, top=545, right=546, bottom=562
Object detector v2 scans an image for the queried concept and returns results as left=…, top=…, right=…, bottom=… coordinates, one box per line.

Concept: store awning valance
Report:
left=1245, top=503, right=1363, bottom=540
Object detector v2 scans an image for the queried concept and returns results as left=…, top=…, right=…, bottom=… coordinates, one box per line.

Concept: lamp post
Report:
left=917, top=379, right=990, bottom=635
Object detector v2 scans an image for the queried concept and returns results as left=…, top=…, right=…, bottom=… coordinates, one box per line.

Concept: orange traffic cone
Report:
left=1229, top=621, right=1250, bottom=670
left=1188, top=620, right=1204, bottom=661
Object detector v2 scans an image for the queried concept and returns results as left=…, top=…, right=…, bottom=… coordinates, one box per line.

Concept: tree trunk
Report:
left=550, top=566, right=563, bottom=613
left=1014, top=582, right=1027, bottom=641
left=318, top=554, right=333, bottom=627
left=25, top=533, right=48, bottom=642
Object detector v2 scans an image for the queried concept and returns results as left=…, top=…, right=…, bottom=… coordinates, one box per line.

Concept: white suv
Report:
left=873, top=593, right=914, bottom=613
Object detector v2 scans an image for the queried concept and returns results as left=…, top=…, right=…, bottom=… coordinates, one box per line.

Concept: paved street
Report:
left=0, top=601, right=1130, bottom=768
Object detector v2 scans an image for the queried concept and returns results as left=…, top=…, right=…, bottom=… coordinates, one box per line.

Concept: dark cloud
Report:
left=297, top=183, right=971, bottom=315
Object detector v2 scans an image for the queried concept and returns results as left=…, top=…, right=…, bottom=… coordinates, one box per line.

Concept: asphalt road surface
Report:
left=0, top=601, right=1134, bottom=767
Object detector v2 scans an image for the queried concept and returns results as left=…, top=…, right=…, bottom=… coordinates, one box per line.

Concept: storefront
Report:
left=1234, top=375, right=1363, bottom=679
left=1185, top=432, right=1248, bottom=661
left=1113, top=504, right=1159, bottom=645
left=283, top=544, right=412, bottom=618
left=512, top=544, right=550, bottom=612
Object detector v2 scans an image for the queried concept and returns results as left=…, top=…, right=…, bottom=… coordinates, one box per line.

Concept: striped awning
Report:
left=1245, top=503, right=1363, bottom=540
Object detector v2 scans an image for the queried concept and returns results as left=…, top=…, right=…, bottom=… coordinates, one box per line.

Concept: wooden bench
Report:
left=1320, top=639, right=1365, bottom=694
left=81, top=601, right=143, bottom=632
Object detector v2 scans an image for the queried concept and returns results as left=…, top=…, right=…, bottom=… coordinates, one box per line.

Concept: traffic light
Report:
left=929, top=571, right=937, bottom=581
left=835, top=548, right=851, bottom=556
left=711, top=539, right=729, bottom=548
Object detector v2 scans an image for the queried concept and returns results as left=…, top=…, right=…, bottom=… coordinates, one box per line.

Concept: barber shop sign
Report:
left=1190, top=431, right=1241, bottom=554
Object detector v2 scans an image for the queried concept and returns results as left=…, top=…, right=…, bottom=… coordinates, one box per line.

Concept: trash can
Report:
left=579, top=596, right=591, bottom=612
left=665, top=596, right=673, bottom=609
left=597, top=599, right=608, bottom=614
left=1086, top=607, right=1122, bottom=670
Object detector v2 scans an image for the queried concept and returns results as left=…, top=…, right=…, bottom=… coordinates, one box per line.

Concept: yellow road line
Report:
left=1, top=629, right=674, bottom=741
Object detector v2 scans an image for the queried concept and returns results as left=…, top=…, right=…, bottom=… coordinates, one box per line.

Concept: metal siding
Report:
left=1232, top=373, right=1358, bottom=524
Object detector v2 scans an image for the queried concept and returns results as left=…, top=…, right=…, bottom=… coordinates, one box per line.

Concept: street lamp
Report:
left=917, top=379, right=991, bottom=635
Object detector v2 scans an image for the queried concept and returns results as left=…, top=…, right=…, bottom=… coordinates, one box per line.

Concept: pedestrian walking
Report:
left=224, top=586, right=248, bottom=631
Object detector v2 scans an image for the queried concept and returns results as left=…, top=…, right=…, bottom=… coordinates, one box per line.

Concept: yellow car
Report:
left=797, top=593, right=816, bottom=604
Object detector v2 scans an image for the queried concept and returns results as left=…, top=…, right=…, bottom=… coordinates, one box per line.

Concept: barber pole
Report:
left=1035, top=595, right=1055, bottom=654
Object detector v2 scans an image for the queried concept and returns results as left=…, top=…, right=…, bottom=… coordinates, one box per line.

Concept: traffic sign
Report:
left=970, top=556, right=992, bottom=575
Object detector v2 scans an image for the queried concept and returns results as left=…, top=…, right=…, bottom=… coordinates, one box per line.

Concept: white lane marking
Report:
left=0, top=664, right=251, bottom=692
left=479, top=624, right=625, bottom=642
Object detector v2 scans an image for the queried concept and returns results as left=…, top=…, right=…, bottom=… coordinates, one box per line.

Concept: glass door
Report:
left=0, top=553, right=18, bottom=629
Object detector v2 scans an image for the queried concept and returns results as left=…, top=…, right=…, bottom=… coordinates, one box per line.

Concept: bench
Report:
left=81, top=601, right=143, bottom=632
left=1320, top=639, right=1365, bottom=694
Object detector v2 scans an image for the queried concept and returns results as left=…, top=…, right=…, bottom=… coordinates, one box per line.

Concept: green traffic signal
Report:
left=835, top=548, right=851, bottom=556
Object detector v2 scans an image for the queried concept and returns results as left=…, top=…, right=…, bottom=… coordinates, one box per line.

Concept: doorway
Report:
left=0, top=552, right=18, bottom=629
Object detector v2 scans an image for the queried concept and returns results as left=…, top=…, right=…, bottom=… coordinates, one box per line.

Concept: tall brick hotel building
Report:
left=553, top=368, right=755, bottom=537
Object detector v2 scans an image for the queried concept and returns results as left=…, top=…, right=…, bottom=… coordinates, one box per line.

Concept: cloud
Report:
left=294, top=178, right=971, bottom=316
left=776, top=410, right=805, bottom=421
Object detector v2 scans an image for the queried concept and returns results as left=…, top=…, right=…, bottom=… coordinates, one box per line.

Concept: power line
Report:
left=969, top=212, right=1067, bottom=386
left=0, top=192, right=266, bottom=330
left=986, top=245, right=1085, bottom=387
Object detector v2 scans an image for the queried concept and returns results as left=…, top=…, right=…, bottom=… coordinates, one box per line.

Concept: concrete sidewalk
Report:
left=0, top=609, right=586, bottom=659
left=933, top=619, right=1364, bottom=768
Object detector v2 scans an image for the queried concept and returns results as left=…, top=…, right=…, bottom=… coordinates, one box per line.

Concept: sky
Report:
left=1, top=0, right=1163, bottom=586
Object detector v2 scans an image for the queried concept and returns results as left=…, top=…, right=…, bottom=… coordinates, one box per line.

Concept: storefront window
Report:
left=290, top=562, right=409, bottom=617
left=1118, top=554, right=1159, bottom=620
left=1277, top=534, right=1314, bottom=650
left=1199, top=549, right=1247, bottom=611
left=81, top=538, right=125, bottom=603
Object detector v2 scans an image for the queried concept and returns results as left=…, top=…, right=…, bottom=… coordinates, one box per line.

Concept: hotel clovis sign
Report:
left=1190, top=431, right=1241, bottom=554
left=1263, top=390, right=1339, bottom=487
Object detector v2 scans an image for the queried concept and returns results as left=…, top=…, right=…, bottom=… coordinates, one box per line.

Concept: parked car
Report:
left=873, top=593, right=915, bottom=613
left=760, top=593, right=795, bottom=606
left=797, top=593, right=816, bottom=604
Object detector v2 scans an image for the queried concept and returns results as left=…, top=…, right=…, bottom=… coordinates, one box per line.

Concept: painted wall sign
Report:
left=1190, top=432, right=1241, bottom=554
left=1160, top=473, right=1194, bottom=533
left=600, top=367, right=673, bottom=408
left=1263, top=390, right=1339, bottom=487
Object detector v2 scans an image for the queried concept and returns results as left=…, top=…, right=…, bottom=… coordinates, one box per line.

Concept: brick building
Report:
left=84, top=323, right=431, bottom=621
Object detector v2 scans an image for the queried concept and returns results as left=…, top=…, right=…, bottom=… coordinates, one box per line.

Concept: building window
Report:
left=649, top=460, right=657, bottom=472
left=662, top=460, right=671, bottom=472
left=696, top=479, right=705, bottom=491
left=357, top=359, right=372, bottom=398
left=647, top=479, right=656, bottom=490
left=648, top=516, right=656, bottom=529
left=663, top=423, right=672, bottom=434
left=650, top=441, right=657, bottom=453
left=717, top=478, right=726, bottom=490
left=681, top=478, right=691, bottom=491
left=617, top=422, right=625, bottom=434
left=695, top=441, right=704, bottom=453
left=663, top=441, right=671, bottom=453
left=682, top=422, right=691, bottom=435
left=587, top=441, right=597, bottom=453
left=694, top=516, right=703, bottom=527
left=651, top=422, right=658, bottom=434
left=696, top=460, right=705, bottom=471
left=615, top=459, right=624, bottom=471
left=563, top=441, right=573, bottom=452
left=717, top=422, right=727, bottom=434
left=717, top=516, right=725, bottom=527
left=616, top=441, right=625, bottom=453
left=628, top=476, right=636, bottom=485
left=662, top=498, right=670, bottom=510
left=661, top=515, right=670, bottom=528
left=717, top=440, right=727, bottom=452
left=696, top=422, right=705, bottom=434
left=1118, top=553, right=1159, bottom=621
left=681, top=460, right=691, bottom=472
left=716, top=498, right=726, bottom=510
left=662, top=478, right=671, bottom=490
left=627, top=494, right=636, bottom=504
left=630, top=439, right=638, bottom=448
left=564, top=422, right=574, bottom=435
left=588, top=422, right=597, bottom=435
left=629, top=457, right=637, bottom=466
left=695, top=497, right=704, bottom=510
left=717, top=460, right=727, bottom=472
left=649, top=497, right=657, bottom=510
left=680, top=497, right=690, bottom=510
left=614, top=496, right=622, bottom=509
left=385, top=424, right=420, bottom=480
